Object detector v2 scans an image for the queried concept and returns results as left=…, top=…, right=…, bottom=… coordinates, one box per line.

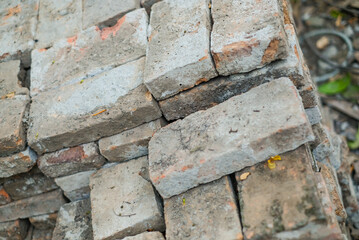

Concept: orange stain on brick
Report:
left=181, top=164, right=194, bottom=172
left=145, top=91, right=153, bottom=101
left=199, top=50, right=209, bottom=61
left=199, top=159, right=206, bottom=164
left=227, top=200, right=237, bottom=210
left=101, top=16, right=126, bottom=40
left=3, top=5, right=21, bottom=21
left=261, top=39, right=280, bottom=64
left=67, top=35, right=78, bottom=46
left=0, top=188, right=11, bottom=201
left=110, top=146, right=118, bottom=151
left=195, top=78, right=208, bottom=86
left=38, top=48, right=47, bottom=52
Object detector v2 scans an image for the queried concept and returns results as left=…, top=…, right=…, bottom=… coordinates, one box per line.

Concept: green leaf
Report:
left=330, top=9, right=344, bottom=18
left=348, top=127, right=359, bottom=150
left=318, top=74, right=351, bottom=95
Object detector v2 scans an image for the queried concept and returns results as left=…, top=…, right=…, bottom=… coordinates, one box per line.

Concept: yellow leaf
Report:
left=239, top=172, right=251, bottom=181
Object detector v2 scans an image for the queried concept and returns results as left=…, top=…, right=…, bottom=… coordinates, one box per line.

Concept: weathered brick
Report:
left=211, top=0, right=288, bottom=75
left=55, top=170, right=95, bottom=201
left=236, top=145, right=342, bottom=239
left=144, top=0, right=217, bottom=100
left=2, top=167, right=58, bottom=200
left=35, top=0, right=82, bottom=49
left=32, top=228, right=53, bottom=240
left=83, top=0, right=140, bottom=29
left=31, top=9, right=148, bottom=96
left=37, top=143, right=105, bottom=178
left=0, top=219, right=29, bottom=240
left=140, top=0, right=162, bottom=14
left=90, top=156, right=165, bottom=240
left=164, top=176, right=242, bottom=240
left=0, top=147, right=37, bottom=178
left=28, top=58, right=161, bottom=154
left=29, top=213, right=57, bottom=230
left=99, top=118, right=166, bottom=162
left=0, top=189, right=66, bottom=222
left=159, top=24, right=314, bottom=121
left=149, top=78, right=314, bottom=198
left=0, top=96, right=29, bottom=156
left=52, top=199, right=93, bottom=240
left=305, top=106, right=322, bottom=125
left=123, top=232, right=165, bottom=240
left=0, top=60, right=28, bottom=97
left=0, top=185, right=11, bottom=206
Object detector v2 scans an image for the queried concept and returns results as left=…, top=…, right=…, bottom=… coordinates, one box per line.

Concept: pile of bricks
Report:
left=0, top=0, right=354, bottom=239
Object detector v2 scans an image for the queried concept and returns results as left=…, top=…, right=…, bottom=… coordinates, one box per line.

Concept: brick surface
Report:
left=52, top=199, right=93, bottom=240
left=28, top=59, right=161, bottom=154
left=35, top=0, right=82, bottom=49
left=144, top=0, right=217, bottom=100
left=211, top=0, right=288, bottom=75
left=0, top=189, right=66, bottom=222
left=140, top=0, right=162, bottom=13
left=159, top=24, right=314, bottom=121
left=0, top=185, right=11, bottom=206
left=0, top=60, right=28, bottom=97
left=0, top=219, right=29, bottom=240
left=31, top=228, right=53, bottom=240
left=37, top=143, right=105, bottom=178
left=55, top=170, right=95, bottom=201
left=149, top=78, right=314, bottom=198
left=31, top=9, right=148, bottom=96
left=29, top=213, right=57, bottom=230
left=0, top=147, right=37, bottom=178
left=99, top=118, right=166, bottom=162
left=90, top=156, right=165, bottom=240
left=83, top=0, right=140, bottom=29
left=123, top=232, right=165, bottom=240
left=164, top=176, right=243, bottom=240
left=305, top=106, right=322, bottom=125
left=236, top=145, right=341, bottom=239
left=3, top=167, right=58, bottom=200
left=0, top=96, right=29, bottom=156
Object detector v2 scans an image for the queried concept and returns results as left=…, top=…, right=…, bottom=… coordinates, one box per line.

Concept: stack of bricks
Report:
left=0, top=0, right=352, bottom=239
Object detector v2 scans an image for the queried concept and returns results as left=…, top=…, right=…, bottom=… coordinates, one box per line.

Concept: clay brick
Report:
left=99, top=118, right=166, bottom=162
left=0, top=96, right=29, bottom=156
left=144, top=0, right=217, bottom=100
left=0, top=147, right=37, bottom=178
left=0, top=60, right=28, bottom=97
left=164, top=176, right=243, bottom=240
left=37, top=143, right=105, bottom=178
left=28, top=59, right=161, bottom=154
left=149, top=78, right=314, bottom=198
left=29, top=213, right=57, bottom=230
left=90, top=156, right=165, bottom=240
left=211, top=0, right=288, bottom=75
left=0, top=185, right=11, bottom=206
left=123, top=232, right=165, bottom=240
left=35, top=0, right=82, bottom=49
left=0, top=189, right=66, bottom=222
left=0, top=219, right=29, bottom=240
left=83, top=0, right=140, bottom=29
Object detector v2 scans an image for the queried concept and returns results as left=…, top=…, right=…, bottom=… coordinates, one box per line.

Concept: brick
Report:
left=123, top=232, right=165, bottom=240
left=211, top=0, right=288, bottom=76
left=236, top=145, right=341, bottom=239
left=164, top=176, right=243, bottom=240
left=32, top=228, right=53, bottom=240
left=52, top=199, right=93, bottom=240
left=31, top=9, right=148, bottom=96
left=90, top=156, right=165, bottom=240
left=55, top=170, right=95, bottom=201
left=140, top=0, right=162, bottom=14
left=28, top=59, right=161, bottom=154
left=0, top=60, right=28, bottom=97
left=313, top=130, right=342, bottom=170
left=159, top=24, right=313, bottom=121
left=305, top=106, right=322, bottom=125
left=0, top=189, right=66, bottom=222
left=0, top=0, right=38, bottom=66
left=37, top=143, right=105, bottom=178
left=149, top=78, right=314, bottom=198
left=99, top=118, right=167, bottom=162
left=0, top=219, right=29, bottom=240
left=0, top=185, right=11, bottom=206
left=29, top=213, right=57, bottom=230
left=35, top=0, right=82, bottom=49
left=144, top=0, right=217, bottom=100
left=2, top=167, right=58, bottom=200
left=0, top=96, right=29, bottom=156
left=0, top=147, right=37, bottom=178
left=83, top=0, right=140, bottom=29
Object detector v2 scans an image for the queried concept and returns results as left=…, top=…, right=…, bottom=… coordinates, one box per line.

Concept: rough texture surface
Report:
left=144, top=0, right=217, bottom=100
left=52, top=199, right=93, bottom=240
left=29, top=213, right=57, bottom=230
left=0, top=186, right=11, bottom=206
left=149, top=78, right=314, bottom=198
left=140, top=0, right=162, bottom=13
left=0, top=147, right=37, bottom=178
left=31, top=228, right=53, bottom=240
left=83, top=0, right=140, bottom=29
left=164, top=176, right=243, bottom=240
left=123, top=231, right=165, bottom=240
left=90, top=156, right=165, bottom=240
left=306, top=106, right=322, bottom=125
left=211, top=0, right=288, bottom=75
left=99, top=118, right=166, bottom=162
left=0, top=219, right=29, bottom=240
left=0, top=60, right=28, bottom=97
left=0, top=189, right=66, bottom=222
left=37, top=143, right=105, bottom=178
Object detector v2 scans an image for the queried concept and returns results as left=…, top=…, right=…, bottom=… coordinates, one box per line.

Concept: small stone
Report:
left=29, top=213, right=57, bottom=230
left=0, top=189, right=66, bottom=222
left=316, top=36, right=330, bottom=50
left=0, top=147, right=37, bottom=178
left=99, top=118, right=167, bottom=162
left=305, top=106, right=322, bottom=125
left=90, top=156, right=165, bottom=240
left=122, top=231, right=165, bottom=240
left=52, top=199, right=93, bottom=240
left=0, top=219, right=29, bottom=240
left=164, top=176, right=243, bottom=240
left=0, top=185, right=11, bottom=206
left=322, top=45, right=338, bottom=59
